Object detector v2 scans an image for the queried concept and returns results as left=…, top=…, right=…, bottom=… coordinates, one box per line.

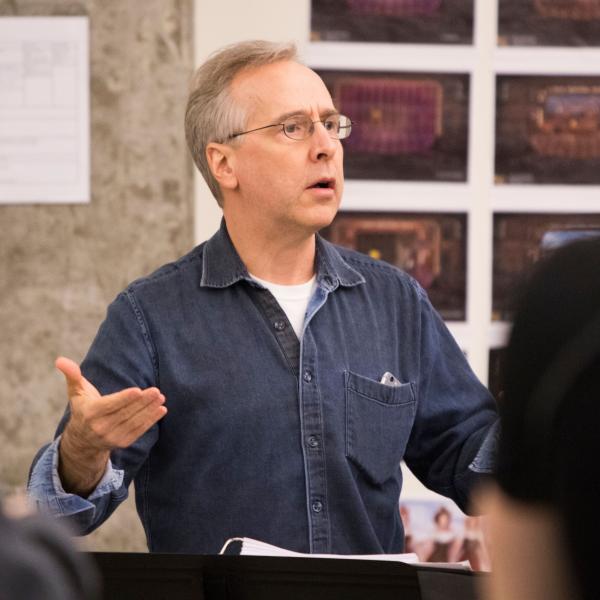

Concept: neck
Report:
left=223, top=212, right=317, bottom=285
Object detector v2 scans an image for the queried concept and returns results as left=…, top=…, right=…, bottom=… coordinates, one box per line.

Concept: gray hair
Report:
left=185, top=40, right=299, bottom=206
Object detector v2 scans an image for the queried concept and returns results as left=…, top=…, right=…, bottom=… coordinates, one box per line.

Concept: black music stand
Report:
left=91, top=552, right=484, bottom=600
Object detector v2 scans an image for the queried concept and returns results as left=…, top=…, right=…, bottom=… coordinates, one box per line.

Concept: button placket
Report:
left=299, top=329, right=330, bottom=553
left=273, top=319, right=287, bottom=331
left=307, top=435, right=320, bottom=449
left=244, top=283, right=300, bottom=378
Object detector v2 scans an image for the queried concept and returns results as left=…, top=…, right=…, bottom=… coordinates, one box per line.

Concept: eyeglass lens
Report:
left=282, top=115, right=352, bottom=140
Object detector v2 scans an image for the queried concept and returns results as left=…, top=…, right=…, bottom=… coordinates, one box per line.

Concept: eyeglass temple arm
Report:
left=229, top=123, right=279, bottom=139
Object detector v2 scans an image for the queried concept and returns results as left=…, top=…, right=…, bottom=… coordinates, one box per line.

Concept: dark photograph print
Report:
left=498, top=0, right=600, bottom=46
left=495, top=76, right=600, bottom=185
left=311, top=0, right=474, bottom=44
left=492, top=213, right=600, bottom=321
left=322, top=211, right=467, bottom=321
left=318, top=70, right=470, bottom=182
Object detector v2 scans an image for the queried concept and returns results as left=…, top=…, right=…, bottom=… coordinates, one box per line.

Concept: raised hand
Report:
left=55, top=356, right=167, bottom=496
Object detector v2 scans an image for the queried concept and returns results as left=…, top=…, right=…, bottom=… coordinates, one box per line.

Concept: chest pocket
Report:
left=345, top=370, right=417, bottom=486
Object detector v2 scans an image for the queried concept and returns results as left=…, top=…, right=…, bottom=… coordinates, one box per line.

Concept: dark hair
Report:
left=495, top=237, right=600, bottom=600
left=434, top=506, right=451, bottom=525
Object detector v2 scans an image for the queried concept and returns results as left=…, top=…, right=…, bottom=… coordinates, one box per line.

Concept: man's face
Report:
left=226, top=60, right=344, bottom=236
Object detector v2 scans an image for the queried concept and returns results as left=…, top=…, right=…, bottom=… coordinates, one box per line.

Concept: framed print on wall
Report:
left=495, top=75, right=600, bottom=185
left=318, top=69, right=470, bottom=182
left=322, top=211, right=468, bottom=321
left=492, top=212, right=600, bottom=321
left=498, top=0, right=600, bottom=47
left=311, top=0, right=475, bottom=44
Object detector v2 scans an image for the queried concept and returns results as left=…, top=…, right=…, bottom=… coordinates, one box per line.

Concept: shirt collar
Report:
left=314, top=231, right=365, bottom=292
left=200, top=218, right=365, bottom=291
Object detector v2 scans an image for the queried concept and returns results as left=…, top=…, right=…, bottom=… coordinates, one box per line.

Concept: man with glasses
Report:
left=29, top=40, right=498, bottom=555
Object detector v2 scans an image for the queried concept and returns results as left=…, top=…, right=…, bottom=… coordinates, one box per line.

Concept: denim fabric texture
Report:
left=29, top=220, right=498, bottom=554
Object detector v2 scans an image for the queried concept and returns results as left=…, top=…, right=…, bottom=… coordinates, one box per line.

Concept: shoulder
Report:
left=123, top=243, right=206, bottom=296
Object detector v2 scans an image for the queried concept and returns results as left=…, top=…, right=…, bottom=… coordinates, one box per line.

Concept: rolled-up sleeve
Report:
left=27, top=436, right=125, bottom=532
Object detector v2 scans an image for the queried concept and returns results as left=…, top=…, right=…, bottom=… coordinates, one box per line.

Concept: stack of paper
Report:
left=219, top=537, right=421, bottom=563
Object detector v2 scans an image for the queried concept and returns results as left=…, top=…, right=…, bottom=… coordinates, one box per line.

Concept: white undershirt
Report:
left=250, top=273, right=317, bottom=339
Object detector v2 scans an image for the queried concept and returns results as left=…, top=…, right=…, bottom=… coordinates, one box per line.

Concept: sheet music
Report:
left=0, top=16, right=89, bottom=203
left=220, top=537, right=420, bottom=563
left=219, top=537, right=471, bottom=570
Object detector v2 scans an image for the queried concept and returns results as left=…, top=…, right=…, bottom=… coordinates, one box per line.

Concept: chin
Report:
left=307, top=206, right=338, bottom=233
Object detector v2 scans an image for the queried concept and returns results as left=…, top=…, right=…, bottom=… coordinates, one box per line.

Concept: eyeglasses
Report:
left=229, top=113, right=352, bottom=141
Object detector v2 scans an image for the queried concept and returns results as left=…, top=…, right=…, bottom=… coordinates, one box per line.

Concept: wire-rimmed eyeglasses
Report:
left=228, top=113, right=353, bottom=141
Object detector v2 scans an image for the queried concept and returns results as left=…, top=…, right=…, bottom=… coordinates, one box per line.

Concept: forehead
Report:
left=231, top=60, right=335, bottom=122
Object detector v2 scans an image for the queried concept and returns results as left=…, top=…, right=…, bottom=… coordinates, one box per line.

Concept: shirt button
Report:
left=273, top=320, right=287, bottom=331
left=303, top=370, right=313, bottom=383
left=311, top=500, right=323, bottom=513
left=307, top=435, right=320, bottom=448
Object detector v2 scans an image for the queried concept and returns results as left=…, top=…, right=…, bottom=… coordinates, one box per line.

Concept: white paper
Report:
left=0, top=16, right=90, bottom=203
left=219, top=537, right=471, bottom=570
left=219, top=537, right=420, bottom=563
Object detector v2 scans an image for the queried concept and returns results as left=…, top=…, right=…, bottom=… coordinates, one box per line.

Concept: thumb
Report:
left=55, top=356, right=87, bottom=398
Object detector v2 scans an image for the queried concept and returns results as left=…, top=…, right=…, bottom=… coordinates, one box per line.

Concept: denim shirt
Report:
left=29, top=220, right=498, bottom=555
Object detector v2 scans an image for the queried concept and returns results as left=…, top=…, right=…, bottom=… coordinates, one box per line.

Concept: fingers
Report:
left=110, top=404, right=168, bottom=448
left=55, top=356, right=85, bottom=396
left=90, top=398, right=167, bottom=449
left=109, top=387, right=165, bottom=426
left=74, top=383, right=167, bottom=450
left=56, top=355, right=160, bottom=414
left=55, top=355, right=168, bottom=451
left=101, top=386, right=163, bottom=416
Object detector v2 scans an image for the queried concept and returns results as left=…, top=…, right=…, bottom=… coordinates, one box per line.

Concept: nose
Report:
left=309, top=120, right=339, bottom=162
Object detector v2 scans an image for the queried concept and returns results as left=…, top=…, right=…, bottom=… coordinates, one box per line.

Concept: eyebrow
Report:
left=271, top=108, right=340, bottom=123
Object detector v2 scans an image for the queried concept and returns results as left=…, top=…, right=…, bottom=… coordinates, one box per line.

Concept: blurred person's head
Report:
left=434, top=506, right=451, bottom=530
left=0, top=507, right=99, bottom=600
left=481, top=237, right=600, bottom=600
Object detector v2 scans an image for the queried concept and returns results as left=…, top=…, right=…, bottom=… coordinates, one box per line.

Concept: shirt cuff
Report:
left=468, top=419, right=500, bottom=474
left=27, top=435, right=124, bottom=517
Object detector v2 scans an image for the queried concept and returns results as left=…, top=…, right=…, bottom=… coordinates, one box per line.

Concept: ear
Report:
left=206, top=143, right=238, bottom=191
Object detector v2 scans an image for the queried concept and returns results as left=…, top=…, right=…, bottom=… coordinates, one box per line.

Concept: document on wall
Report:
left=0, top=16, right=90, bottom=204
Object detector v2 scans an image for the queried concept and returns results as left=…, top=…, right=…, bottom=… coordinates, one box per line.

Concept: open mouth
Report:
left=308, top=178, right=335, bottom=190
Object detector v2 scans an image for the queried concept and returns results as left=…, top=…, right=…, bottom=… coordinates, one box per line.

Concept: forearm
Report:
left=58, top=425, right=110, bottom=497
left=28, top=437, right=126, bottom=535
